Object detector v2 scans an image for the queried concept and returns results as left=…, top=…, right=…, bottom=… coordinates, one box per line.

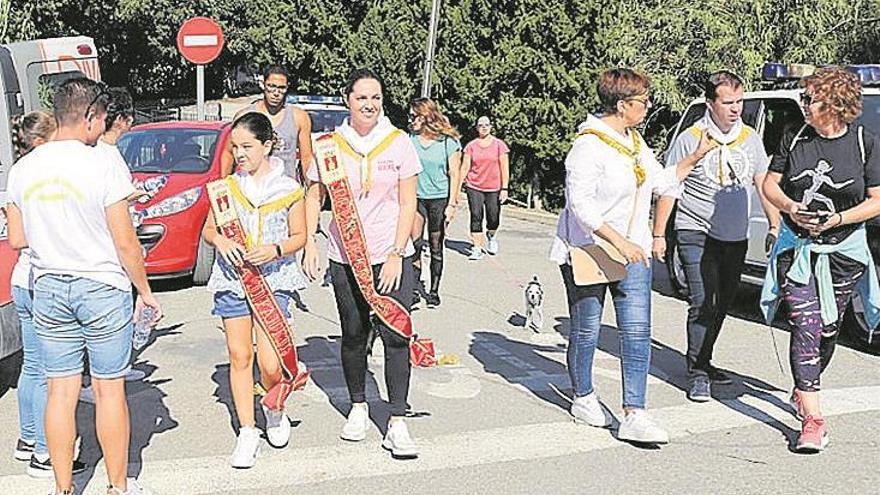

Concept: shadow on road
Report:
left=444, top=238, right=471, bottom=257
left=469, top=331, right=571, bottom=412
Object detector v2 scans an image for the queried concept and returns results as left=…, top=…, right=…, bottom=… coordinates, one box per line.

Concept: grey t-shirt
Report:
left=665, top=123, right=769, bottom=241
left=246, top=103, right=300, bottom=179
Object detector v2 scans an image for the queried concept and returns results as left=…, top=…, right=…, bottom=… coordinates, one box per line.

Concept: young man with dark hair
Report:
left=6, top=77, right=161, bottom=495
left=230, top=64, right=314, bottom=181
left=653, top=70, right=780, bottom=402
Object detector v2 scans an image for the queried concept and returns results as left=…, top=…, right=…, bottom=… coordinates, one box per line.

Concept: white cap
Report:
left=477, top=116, right=491, bottom=126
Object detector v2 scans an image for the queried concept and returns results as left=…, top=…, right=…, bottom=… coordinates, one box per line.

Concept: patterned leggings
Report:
left=780, top=254, right=863, bottom=392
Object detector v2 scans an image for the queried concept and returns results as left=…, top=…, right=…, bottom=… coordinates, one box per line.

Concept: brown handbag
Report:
left=567, top=188, right=640, bottom=286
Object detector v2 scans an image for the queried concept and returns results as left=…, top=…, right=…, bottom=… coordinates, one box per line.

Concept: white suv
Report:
left=286, top=94, right=348, bottom=139
left=662, top=63, right=880, bottom=346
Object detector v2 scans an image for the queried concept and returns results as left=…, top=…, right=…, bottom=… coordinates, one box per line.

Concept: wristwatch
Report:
left=389, top=246, right=407, bottom=258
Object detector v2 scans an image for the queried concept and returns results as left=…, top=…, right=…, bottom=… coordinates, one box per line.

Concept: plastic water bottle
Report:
left=132, top=307, right=156, bottom=350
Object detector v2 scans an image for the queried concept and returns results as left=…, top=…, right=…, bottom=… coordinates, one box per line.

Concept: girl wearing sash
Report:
left=549, top=68, right=697, bottom=445
left=408, top=97, right=462, bottom=307
left=760, top=67, right=880, bottom=452
left=303, top=69, right=422, bottom=459
left=204, top=112, right=308, bottom=468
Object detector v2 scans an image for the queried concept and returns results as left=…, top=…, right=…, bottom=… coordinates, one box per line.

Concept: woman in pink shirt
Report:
left=303, top=69, right=421, bottom=460
left=461, top=116, right=510, bottom=260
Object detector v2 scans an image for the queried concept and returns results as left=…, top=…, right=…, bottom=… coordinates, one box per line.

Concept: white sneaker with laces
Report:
left=486, top=236, right=499, bottom=255
left=617, top=410, right=669, bottom=444
left=468, top=246, right=484, bottom=261
left=570, top=392, right=612, bottom=427
left=340, top=403, right=369, bottom=442
left=382, top=419, right=419, bottom=459
left=262, top=404, right=291, bottom=448
left=230, top=427, right=261, bottom=469
left=107, top=478, right=152, bottom=495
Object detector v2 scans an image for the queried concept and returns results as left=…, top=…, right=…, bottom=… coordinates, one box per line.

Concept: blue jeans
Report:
left=676, top=230, right=746, bottom=378
left=33, top=274, right=133, bottom=379
left=13, top=286, right=48, bottom=456
left=560, top=261, right=652, bottom=409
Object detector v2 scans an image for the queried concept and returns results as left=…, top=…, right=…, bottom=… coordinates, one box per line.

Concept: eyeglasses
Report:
left=476, top=123, right=491, bottom=128
left=625, top=95, right=651, bottom=107
left=408, top=112, right=419, bottom=122
left=265, top=83, right=288, bottom=94
left=85, top=83, right=111, bottom=120
left=799, top=92, right=815, bottom=106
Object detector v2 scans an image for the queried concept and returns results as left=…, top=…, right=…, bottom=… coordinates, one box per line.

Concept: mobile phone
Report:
left=796, top=209, right=830, bottom=222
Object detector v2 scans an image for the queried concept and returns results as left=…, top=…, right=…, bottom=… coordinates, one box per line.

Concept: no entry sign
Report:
left=176, top=17, right=224, bottom=65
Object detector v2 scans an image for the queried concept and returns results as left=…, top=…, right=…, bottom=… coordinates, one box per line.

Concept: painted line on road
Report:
left=3, top=385, right=879, bottom=494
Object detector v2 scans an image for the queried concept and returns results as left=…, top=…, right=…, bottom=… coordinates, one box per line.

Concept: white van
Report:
left=0, top=36, right=101, bottom=388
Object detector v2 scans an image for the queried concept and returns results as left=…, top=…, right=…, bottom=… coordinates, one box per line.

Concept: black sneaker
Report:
left=412, top=290, right=421, bottom=306
left=687, top=376, right=711, bottom=402
left=425, top=292, right=441, bottom=307
left=708, top=367, right=734, bottom=385
left=14, top=438, right=35, bottom=462
left=27, top=455, right=86, bottom=479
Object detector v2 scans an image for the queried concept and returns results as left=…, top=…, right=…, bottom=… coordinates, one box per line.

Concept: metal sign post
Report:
left=421, top=0, right=442, bottom=98
left=196, top=65, right=205, bottom=120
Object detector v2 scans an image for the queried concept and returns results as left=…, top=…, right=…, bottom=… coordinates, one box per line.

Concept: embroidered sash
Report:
left=206, top=180, right=309, bottom=411
left=577, top=129, right=645, bottom=186
left=313, top=132, right=413, bottom=340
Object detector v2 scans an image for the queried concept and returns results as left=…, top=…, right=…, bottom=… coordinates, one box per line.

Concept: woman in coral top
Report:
left=460, top=115, right=509, bottom=260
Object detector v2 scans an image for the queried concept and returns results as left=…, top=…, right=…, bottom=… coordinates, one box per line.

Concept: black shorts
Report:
left=417, top=197, right=447, bottom=233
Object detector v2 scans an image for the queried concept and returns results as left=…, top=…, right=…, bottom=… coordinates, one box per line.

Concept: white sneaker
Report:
left=617, top=410, right=669, bottom=444
left=468, top=247, right=484, bottom=261
left=340, top=403, right=369, bottom=442
left=486, top=236, right=499, bottom=255
left=107, top=478, right=152, bottom=495
left=262, top=404, right=291, bottom=448
left=382, top=419, right=419, bottom=459
left=571, top=392, right=612, bottom=427
left=230, top=427, right=260, bottom=469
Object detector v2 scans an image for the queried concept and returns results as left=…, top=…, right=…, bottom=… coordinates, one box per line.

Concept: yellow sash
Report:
left=687, top=126, right=752, bottom=185
left=333, top=130, right=403, bottom=192
left=577, top=129, right=645, bottom=186
left=223, top=176, right=304, bottom=249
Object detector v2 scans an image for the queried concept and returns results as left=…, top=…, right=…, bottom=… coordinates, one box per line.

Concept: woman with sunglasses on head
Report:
left=408, top=97, right=462, bottom=307
left=303, top=69, right=422, bottom=460
left=761, top=66, right=880, bottom=453
left=549, top=68, right=697, bottom=445
left=460, top=115, right=509, bottom=260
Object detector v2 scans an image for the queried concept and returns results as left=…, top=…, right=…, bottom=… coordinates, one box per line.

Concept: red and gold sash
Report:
left=206, top=180, right=309, bottom=411
left=313, top=132, right=413, bottom=340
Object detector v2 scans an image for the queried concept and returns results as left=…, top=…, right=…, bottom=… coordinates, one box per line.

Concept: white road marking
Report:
left=4, top=385, right=879, bottom=494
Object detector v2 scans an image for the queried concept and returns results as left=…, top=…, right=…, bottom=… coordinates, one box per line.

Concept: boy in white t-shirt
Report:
left=6, top=78, right=161, bottom=495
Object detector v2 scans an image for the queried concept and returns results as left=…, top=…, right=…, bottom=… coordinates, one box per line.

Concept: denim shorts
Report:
left=212, top=291, right=292, bottom=320
left=32, top=274, right=133, bottom=380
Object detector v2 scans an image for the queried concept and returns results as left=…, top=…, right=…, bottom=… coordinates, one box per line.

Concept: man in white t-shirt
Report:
left=6, top=78, right=161, bottom=495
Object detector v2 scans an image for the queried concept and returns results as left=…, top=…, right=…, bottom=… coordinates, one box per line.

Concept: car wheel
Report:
left=665, top=238, right=689, bottom=299
left=841, top=295, right=880, bottom=354
left=192, top=231, right=215, bottom=285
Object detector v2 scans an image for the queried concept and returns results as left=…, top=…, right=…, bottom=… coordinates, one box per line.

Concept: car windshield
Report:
left=857, top=94, right=880, bottom=133
left=118, top=129, right=220, bottom=174
left=308, top=109, right=348, bottom=133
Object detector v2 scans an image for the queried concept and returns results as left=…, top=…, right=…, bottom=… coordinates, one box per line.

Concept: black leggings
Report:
left=416, top=198, right=446, bottom=293
left=329, top=257, right=414, bottom=416
left=466, top=187, right=501, bottom=233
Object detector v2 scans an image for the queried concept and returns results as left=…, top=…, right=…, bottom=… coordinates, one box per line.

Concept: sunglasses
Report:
left=408, top=112, right=419, bottom=121
left=85, top=83, right=111, bottom=120
left=799, top=92, right=815, bottom=105
left=265, top=83, right=288, bottom=94
left=625, top=95, right=651, bottom=107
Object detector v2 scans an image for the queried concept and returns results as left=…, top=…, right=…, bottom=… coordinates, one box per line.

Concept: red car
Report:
left=118, top=121, right=232, bottom=283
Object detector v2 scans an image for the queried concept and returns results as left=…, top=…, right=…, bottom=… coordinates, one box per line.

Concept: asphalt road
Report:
left=2, top=207, right=880, bottom=494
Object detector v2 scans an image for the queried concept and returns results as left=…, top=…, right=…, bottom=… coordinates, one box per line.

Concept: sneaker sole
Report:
left=26, top=465, right=54, bottom=479
left=796, top=435, right=830, bottom=453
left=617, top=433, right=670, bottom=445
left=710, top=378, right=733, bottom=386
left=381, top=440, right=418, bottom=460
left=687, top=394, right=711, bottom=403
left=14, top=451, right=33, bottom=462
left=572, top=415, right=611, bottom=428
left=340, top=431, right=367, bottom=442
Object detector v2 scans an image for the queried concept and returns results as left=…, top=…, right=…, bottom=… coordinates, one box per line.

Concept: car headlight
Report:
left=141, top=186, right=201, bottom=219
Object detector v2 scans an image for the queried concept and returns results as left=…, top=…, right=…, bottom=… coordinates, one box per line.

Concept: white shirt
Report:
left=96, top=138, right=134, bottom=181
left=549, top=115, right=681, bottom=264
left=8, top=140, right=136, bottom=291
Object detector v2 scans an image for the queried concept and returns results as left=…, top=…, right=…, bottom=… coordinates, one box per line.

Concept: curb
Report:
left=502, top=205, right=559, bottom=226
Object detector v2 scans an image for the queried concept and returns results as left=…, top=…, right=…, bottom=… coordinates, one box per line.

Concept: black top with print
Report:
left=769, top=125, right=880, bottom=244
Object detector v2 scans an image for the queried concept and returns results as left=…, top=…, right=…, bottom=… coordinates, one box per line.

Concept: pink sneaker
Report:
left=795, top=415, right=829, bottom=453
left=789, top=389, right=804, bottom=420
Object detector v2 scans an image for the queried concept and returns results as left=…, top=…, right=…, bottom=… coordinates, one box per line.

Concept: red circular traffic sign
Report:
left=176, top=17, right=224, bottom=65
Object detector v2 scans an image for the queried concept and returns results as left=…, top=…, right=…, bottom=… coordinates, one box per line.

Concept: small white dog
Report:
left=524, top=275, right=544, bottom=332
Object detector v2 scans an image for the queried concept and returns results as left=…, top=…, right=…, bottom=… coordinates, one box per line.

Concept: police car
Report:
left=286, top=94, right=348, bottom=139
left=663, top=63, right=880, bottom=347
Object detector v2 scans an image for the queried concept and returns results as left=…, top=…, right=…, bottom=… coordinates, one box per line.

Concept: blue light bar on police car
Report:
left=761, top=63, right=816, bottom=81
left=846, top=65, right=880, bottom=86
left=287, top=94, right=344, bottom=105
